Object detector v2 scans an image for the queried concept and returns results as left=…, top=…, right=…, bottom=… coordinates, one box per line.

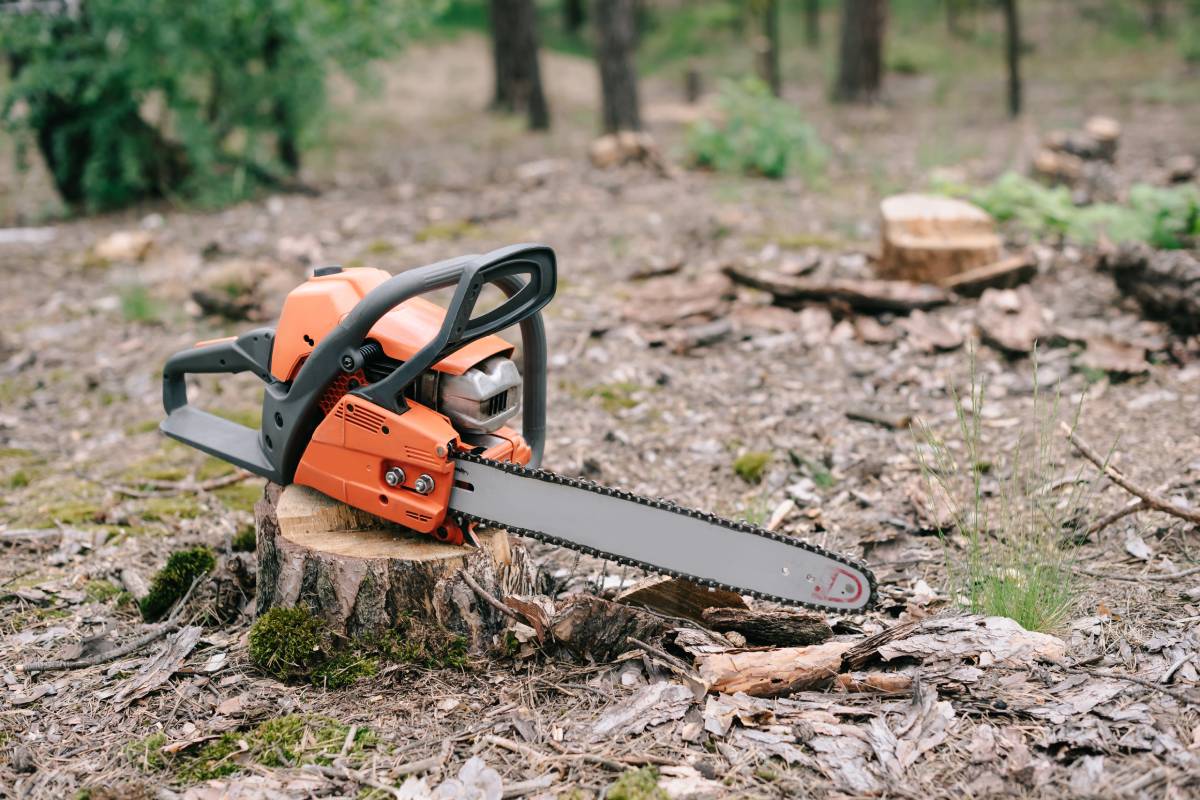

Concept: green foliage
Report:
left=139, top=547, right=216, bottom=621
left=120, top=285, right=162, bottom=324
left=941, top=173, right=1200, bottom=248
left=248, top=606, right=329, bottom=681
left=687, top=80, right=827, bottom=180
left=915, top=349, right=1085, bottom=632
left=607, top=767, right=668, bottom=800
left=733, top=451, right=772, bottom=483
left=249, top=606, right=466, bottom=688
left=125, top=732, right=170, bottom=772
left=84, top=579, right=122, bottom=604
left=231, top=525, right=257, bottom=553
left=0, top=1, right=432, bottom=211
left=174, top=715, right=371, bottom=782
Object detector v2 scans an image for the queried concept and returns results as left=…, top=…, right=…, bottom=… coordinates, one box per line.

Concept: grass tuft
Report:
left=914, top=348, right=1088, bottom=632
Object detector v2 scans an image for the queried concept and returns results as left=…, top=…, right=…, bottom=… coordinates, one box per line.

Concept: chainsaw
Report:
left=160, top=244, right=876, bottom=613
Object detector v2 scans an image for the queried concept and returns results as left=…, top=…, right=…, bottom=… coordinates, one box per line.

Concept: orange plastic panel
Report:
left=271, top=268, right=513, bottom=383
left=294, top=395, right=459, bottom=538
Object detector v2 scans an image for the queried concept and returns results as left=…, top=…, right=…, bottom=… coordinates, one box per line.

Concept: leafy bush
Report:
left=687, top=79, right=827, bottom=180
left=0, top=1, right=430, bottom=211
left=942, top=172, right=1200, bottom=248
left=139, top=546, right=216, bottom=621
left=915, top=350, right=1087, bottom=633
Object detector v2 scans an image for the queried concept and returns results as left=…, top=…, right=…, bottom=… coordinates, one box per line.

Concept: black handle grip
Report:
left=352, top=244, right=555, bottom=412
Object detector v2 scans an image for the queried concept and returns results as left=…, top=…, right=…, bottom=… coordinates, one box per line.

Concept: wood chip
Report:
left=695, top=640, right=852, bottom=697
left=589, top=682, right=694, bottom=740
left=109, top=625, right=202, bottom=707
left=616, top=576, right=746, bottom=623
left=976, top=286, right=1047, bottom=354
left=940, top=253, right=1036, bottom=296
left=699, top=607, right=832, bottom=647
left=1078, top=335, right=1149, bottom=375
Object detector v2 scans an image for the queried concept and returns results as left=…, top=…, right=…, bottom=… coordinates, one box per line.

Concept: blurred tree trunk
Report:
left=593, top=0, right=641, bottom=132
left=834, top=0, right=886, bottom=103
left=1145, top=0, right=1167, bottom=37
left=1002, top=0, right=1021, bottom=117
left=489, top=0, right=551, bottom=130
left=754, top=0, right=782, bottom=96
left=805, top=0, right=820, bottom=47
left=563, top=0, right=585, bottom=35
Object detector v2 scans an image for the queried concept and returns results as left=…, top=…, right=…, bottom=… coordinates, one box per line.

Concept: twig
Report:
left=112, top=469, right=251, bottom=499
left=481, top=734, right=552, bottom=765
left=1085, top=499, right=1148, bottom=536
left=1066, top=666, right=1200, bottom=706
left=459, top=570, right=520, bottom=622
left=340, top=725, right=358, bottom=758
left=16, top=575, right=204, bottom=673
left=391, top=740, right=451, bottom=778
left=303, top=764, right=402, bottom=799
left=1062, top=423, right=1200, bottom=526
left=1072, top=565, right=1200, bottom=582
left=502, top=771, right=558, bottom=798
left=626, top=636, right=693, bottom=675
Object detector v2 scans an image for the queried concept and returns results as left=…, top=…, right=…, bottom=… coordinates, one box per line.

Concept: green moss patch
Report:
left=213, top=482, right=262, bottom=513
left=580, top=381, right=643, bottom=414
left=140, top=547, right=216, bottom=621
left=249, top=606, right=467, bottom=689
left=137, top=496, right=204, bottom=522
left=414, top=219, right=482, bottom=243
left=607, top=767, right=668, bottom=800
left=84, top=579, right=122, bottom=603
left=231, top=525, right=257, bottom=553
left=733, top=451, right=772, bottom=483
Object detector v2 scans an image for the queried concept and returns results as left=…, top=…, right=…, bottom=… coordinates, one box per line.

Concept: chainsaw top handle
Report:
left=160, top=243, right=555, bottom=484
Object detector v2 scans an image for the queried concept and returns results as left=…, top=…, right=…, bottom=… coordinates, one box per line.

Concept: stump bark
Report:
left=1099, top=243, right=1200, bottom=336
left=255, top=484, right=531, bottom=651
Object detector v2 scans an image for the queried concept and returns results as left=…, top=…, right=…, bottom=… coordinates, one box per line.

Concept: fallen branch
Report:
left=1072, top=565, right=1200, bottom=582
left=459, top=569, right=520, bottom=623
left=502, top=771, right=558, bottom=798
left=1067, top=666, right=1200, bottom=706
left=391, top=740, right=452, bottom=778
left=17, top=575, right=203, bottom=673
left=113, top=470, right=251, bottom=499
left=1086, top=499, right=1149, bottom=537
left=1062, top=423, right=1200, bottom=527
left=303, top=764, right=404, bottom=799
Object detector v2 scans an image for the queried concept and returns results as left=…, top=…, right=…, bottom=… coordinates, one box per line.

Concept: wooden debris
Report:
left=1033, top=148, right=1084, bottom=185
left=866, top=682, right=955, bottom=780
left=1083, top=115, right=1120, bottom=161
left=257, top=484, right=526, bottom=649
left=872, top=614, right=1066, bottom=666
left=976, top=286, right=1047, bottom=354
left=1165, top=154, right=1197, bottom=184
left=1098, top=242, right=1200, bottom=335
left=191, top=258, right=293, bottom=321
left=877, top=194, right=1002, bottom=284
left=835, top=671, right=914, bottom=694
left=616, top=576, right=746, bottom=623
left=622, top=272, right=734, bottom=327
left=695, top=640, right=852, bottom=697
left=898, top=309, right=964, bottom=351
left=589, top=682, right=694, bottom=740
left=724, top=264, right=950, bottom=313
left=589, top=130, right=671, bottom=175
left=550, top=594, right=668, bottom=662
left=845, top=405, right=913, bottom=430
left=108, top=625, right=202, bottom=707
left=94, top=230, right=155, bottom=262
left=700, top=607, right=832, bottom=647
left=940, top=253, right=1036, bottom=296
left=1078, top=335, right=1149, bottom=376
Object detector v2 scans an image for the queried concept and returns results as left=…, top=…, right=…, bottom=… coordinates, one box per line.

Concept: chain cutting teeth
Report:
left=450, top=451, right=878, bottom=614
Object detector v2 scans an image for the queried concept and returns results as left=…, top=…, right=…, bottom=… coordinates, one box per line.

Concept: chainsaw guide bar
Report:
left=449, top=451, right=878, bottom=614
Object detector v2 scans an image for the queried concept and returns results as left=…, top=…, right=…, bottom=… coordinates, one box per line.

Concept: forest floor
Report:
left=2, top=31, right=1200, bottom=800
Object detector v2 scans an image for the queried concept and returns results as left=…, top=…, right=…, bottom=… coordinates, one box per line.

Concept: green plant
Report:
left=939, top=172, right=1200, bottom=248
left=607, top=767, right=668, bottom=800
left=175, top=715, right=371, bottom=782
left=914, top=348, right=1087, bottom=632
left=139, top=547, right=216, bottom=621
left=0, top=1, right=431, bottom=211
left=125, top=732, right=170, bottom=772
left=733, top=451, right=772, bottom=483
left=231, top=525, right=257, bottom=553
left=687, top=79, right=827, bottom=180
left=120, top=285, right=161, bottom=324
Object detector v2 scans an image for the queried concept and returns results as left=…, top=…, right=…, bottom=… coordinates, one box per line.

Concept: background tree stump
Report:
left=877, top=193, right=1003, bottom=284
left=255, top=484, right=532, bottom=651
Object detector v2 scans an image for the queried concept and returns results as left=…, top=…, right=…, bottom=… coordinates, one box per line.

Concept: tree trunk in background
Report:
left=834, top=0, right=886, bottom=103
left=563, top=0, right=585, bottom=35
left=489, top=0, right=551, bottom=130
left=593, top=0, right=642, bottom=132
left=1002, top=0, right=1021, bottom=117
left=1145, top=0, right=1166, bottom=37
left=805, top=0, right=820, bottom=47
left=754, top=0, right=782, bottom=96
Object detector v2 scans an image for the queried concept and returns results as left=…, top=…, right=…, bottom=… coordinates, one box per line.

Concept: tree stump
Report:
left=877, top=194, right=1002, bottom=285
left=255, top=484, right=532, bottom=651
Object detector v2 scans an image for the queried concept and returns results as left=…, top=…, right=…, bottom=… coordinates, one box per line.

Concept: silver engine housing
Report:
left=436, top=355, right=522, bottom=434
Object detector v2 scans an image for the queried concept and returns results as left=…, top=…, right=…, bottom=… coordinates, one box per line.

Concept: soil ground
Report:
left=2, top=22, right=1199, bottom=800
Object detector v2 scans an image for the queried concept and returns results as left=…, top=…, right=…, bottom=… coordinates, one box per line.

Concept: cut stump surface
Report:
left=878, top=193, right=1002, bottom=284
left=255, top=484, right=529, bottom=651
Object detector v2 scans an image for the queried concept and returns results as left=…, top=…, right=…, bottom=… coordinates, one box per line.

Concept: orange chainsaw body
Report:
left=269, top=267, right=532, bottom=545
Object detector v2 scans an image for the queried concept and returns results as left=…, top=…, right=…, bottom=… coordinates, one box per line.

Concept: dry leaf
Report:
left=590, top=682, right=694, bottom=740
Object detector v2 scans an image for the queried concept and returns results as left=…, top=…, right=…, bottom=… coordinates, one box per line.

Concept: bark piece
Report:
left=940, top=253, right=1036, bottom=296
left=976, top=286, right=1047, bottom=354
left=695, top=640, right=852, bottom=697
left=700, top=607, right=832, bottom=647
left=256, top=484, right=526, bottom=651
left=874, top=614, right=1066, bottom=666
left=724, top=265, right=949, bottom=313
left=878, top=194, right=1002, bottom=284
left=589, top=682, right=694, bottom=740
left=1099, top=243, right=1200, bottom=335
left=94, top=230, right=154, bottom=262
left=108, top=625, right=202, bottom=707
left=550, top=594, right=669, bottom=663
left=1078, top=336, right=1149, bottom=376
left=835, top=671, right=914, bottom=694
left=617, top=576, right=747, bottom=623
left=897, top=310, right=963, bottom=352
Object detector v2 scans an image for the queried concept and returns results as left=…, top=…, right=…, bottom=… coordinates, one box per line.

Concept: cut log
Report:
left=700, top=607, right=832, bottom=647
left=940, top=253, right=1036, bottom=296
left=1099, top=243, right=1200, bottom=336
left=724, top=265, right=950, bottom=314
left=617, top=576, right=747, bottom=623
left=255, top=484, right=528, bottom=651
left=695, top=640, right=852, bottom=697
left=877, top=194, right=1002, bottom=284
